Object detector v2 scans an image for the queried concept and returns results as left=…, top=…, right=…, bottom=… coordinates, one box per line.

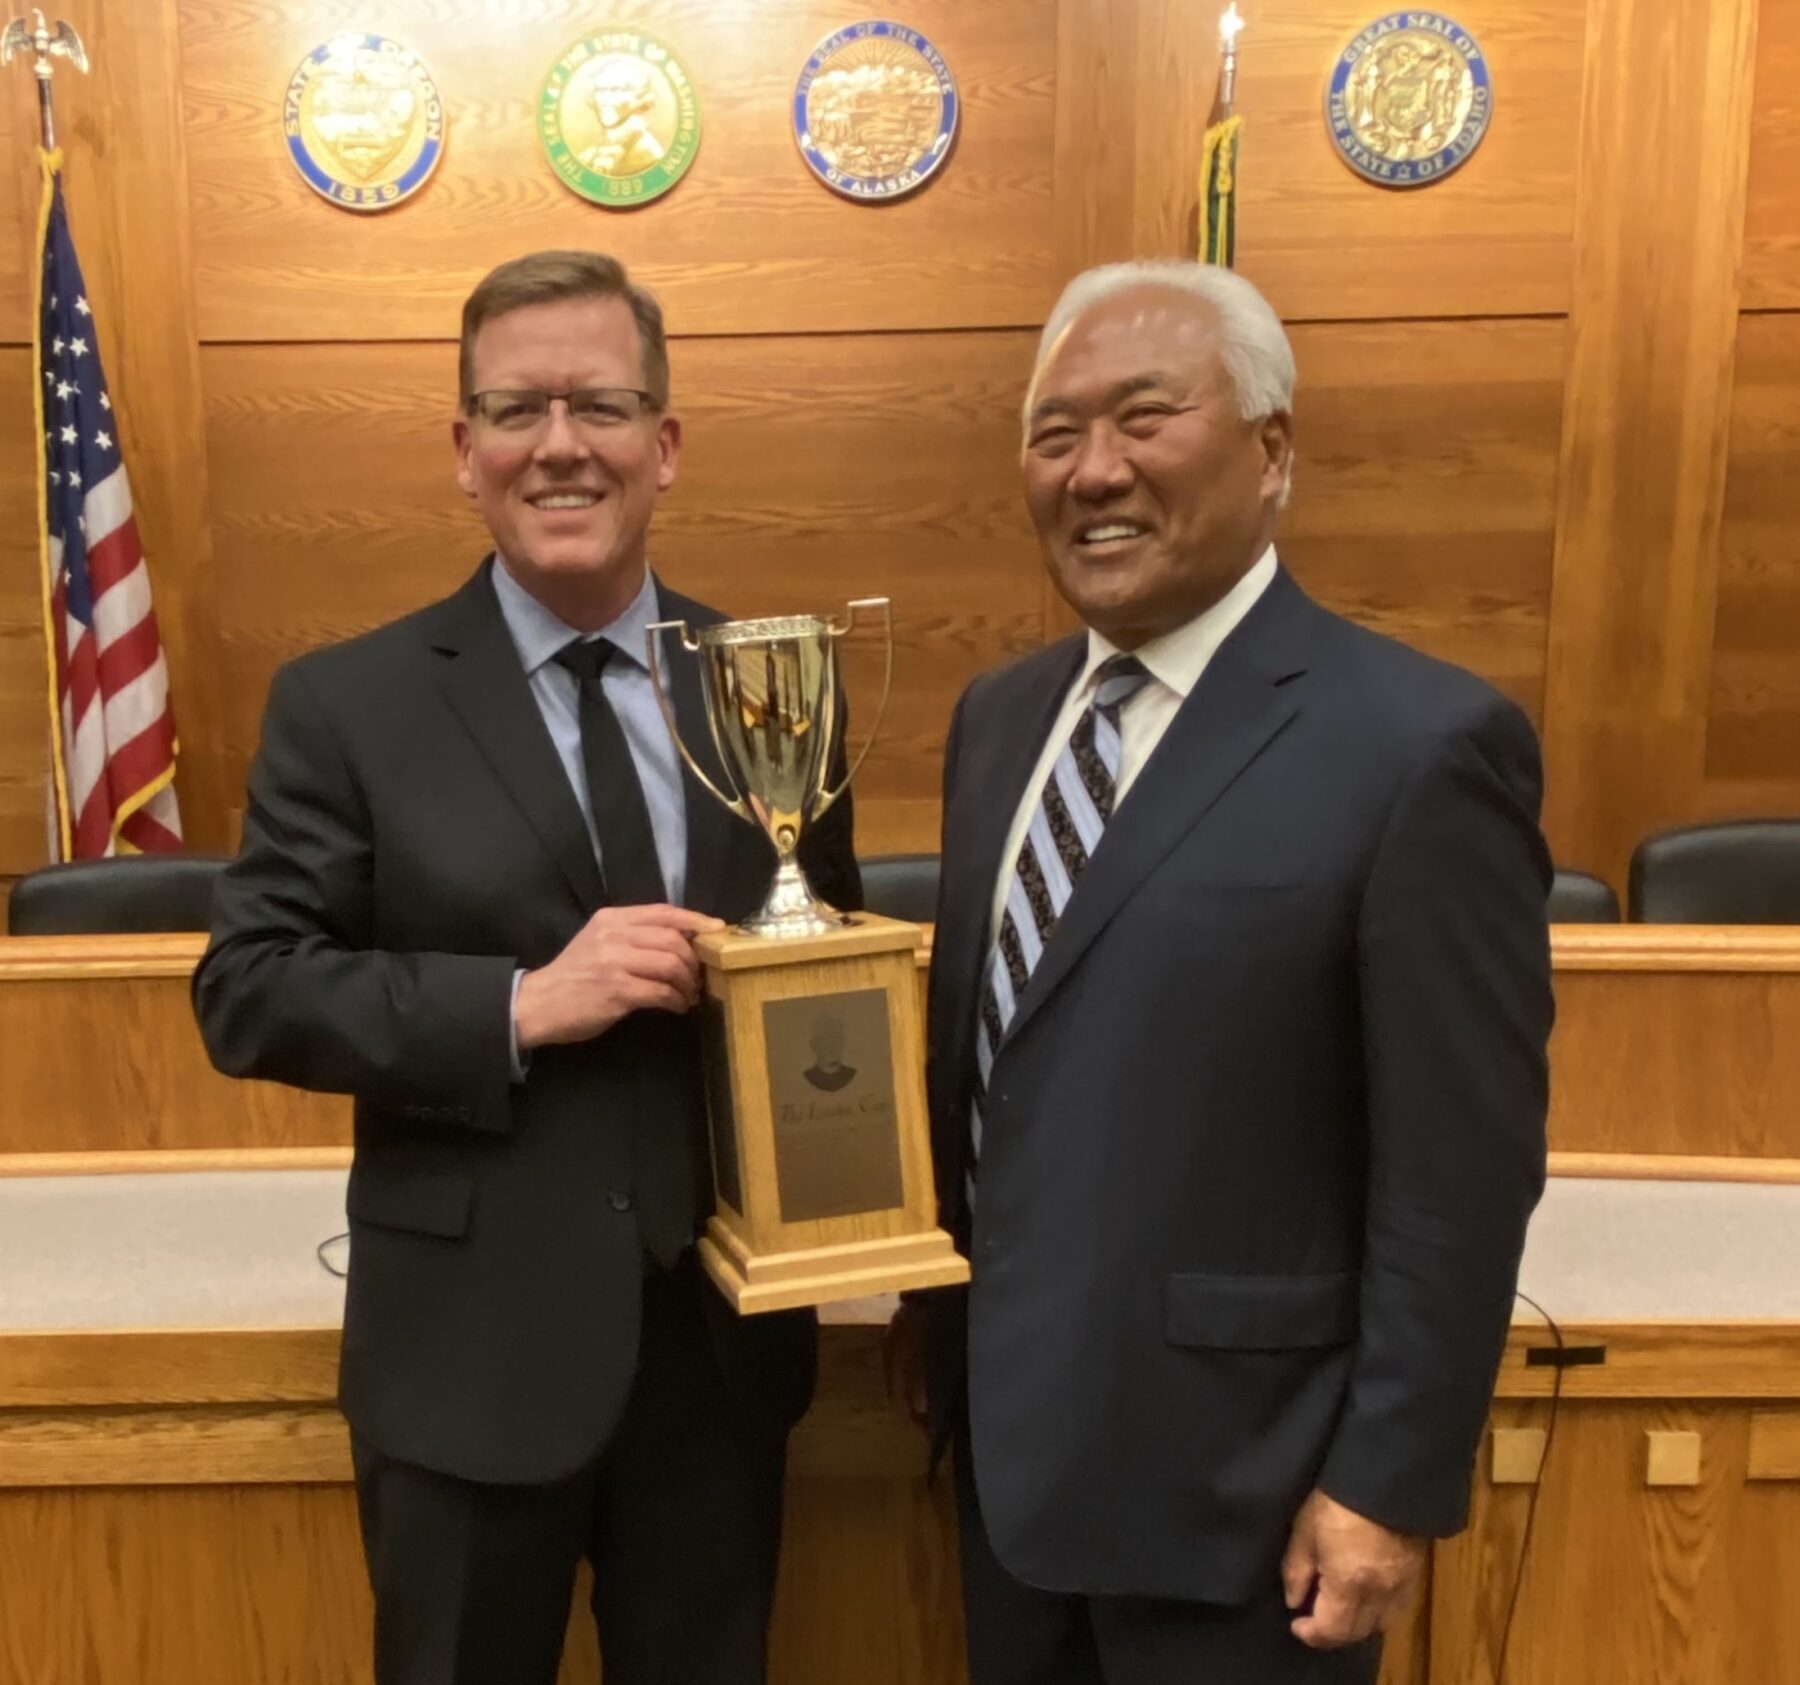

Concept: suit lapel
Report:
left=935, top=638, right=1086, bottom=1106
left=427, top=561, right=606, bottom=914
left=999, top=568, right=1315, bottom=1052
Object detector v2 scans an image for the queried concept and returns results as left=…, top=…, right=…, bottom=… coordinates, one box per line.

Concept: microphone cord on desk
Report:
left=1495, top=1289, right=1566, bottom=1683
left=316, top=1231, right=349, bottom=1279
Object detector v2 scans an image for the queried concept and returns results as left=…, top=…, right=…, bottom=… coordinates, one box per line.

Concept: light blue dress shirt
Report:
left=490, top=559, right=691, bottom=1077
left=490, top=557, right=688, bottom=903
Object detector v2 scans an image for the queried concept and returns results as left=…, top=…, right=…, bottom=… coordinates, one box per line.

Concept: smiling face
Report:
left=453, top=294, right=680, bottom=630
left=1022, top=285, right=1291, bottom=648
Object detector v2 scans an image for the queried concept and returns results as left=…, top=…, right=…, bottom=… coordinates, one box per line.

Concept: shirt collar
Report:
left=1079, top=544, right=1279, bottom=702
left=489, top=556, right=662, bottom=678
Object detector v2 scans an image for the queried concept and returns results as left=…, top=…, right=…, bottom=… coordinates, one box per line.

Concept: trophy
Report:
left=647, top=599, right=969, bottom=1312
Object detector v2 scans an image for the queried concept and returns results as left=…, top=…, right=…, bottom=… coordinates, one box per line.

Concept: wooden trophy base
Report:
left=698, top=1219, right=970, bottom=1315
left=693, top=912, right=970, bottom=1314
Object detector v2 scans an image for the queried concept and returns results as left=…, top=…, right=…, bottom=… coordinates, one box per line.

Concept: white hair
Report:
left=1025, top=260, right=1296, bottom=426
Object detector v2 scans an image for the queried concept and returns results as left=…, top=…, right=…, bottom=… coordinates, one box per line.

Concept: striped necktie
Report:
left=968, top=653, right=1150, bottom=1202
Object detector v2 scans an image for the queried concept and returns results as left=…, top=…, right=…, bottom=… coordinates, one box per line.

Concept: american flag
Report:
left=36, top=157, right=182, bottom=857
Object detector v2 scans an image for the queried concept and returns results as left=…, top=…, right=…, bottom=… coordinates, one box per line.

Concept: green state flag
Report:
left=1199, top=112, right=1241, bottom=268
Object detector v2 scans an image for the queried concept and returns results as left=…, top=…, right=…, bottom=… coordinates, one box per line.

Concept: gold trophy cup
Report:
left=647, top=600, right=968, bottom=1312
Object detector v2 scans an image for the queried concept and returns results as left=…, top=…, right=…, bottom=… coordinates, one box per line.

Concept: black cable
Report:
left=1495, top=1289, right=1565, bottom=1682
left=316, top=1230, right=350, bottom=1279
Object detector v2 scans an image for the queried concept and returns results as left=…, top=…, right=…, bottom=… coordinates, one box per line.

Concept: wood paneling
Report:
left=0, top=349, right=47, bottom=870
left=180, top=0, right=1059, bottom=342
left=1222, top=3, right=1585, bottom=322
left=0, top=1484, right=379, bottom=1685
left=0, top=942, right=347, bottom=1151
left=1280, top=317, right=1563, bottom=721
left=1052, top=1, right=1583, bottom=321
left=202, top=330, right=1048, bottom=856
left=0, top=35, right=37, bottom=346
left=1540, top=0, right=1760, bottom=886
left=1707, top=311, right=1800, bottom=804
left=1549, top=969, right=1800, bottom=1157
left=5, top=1320, right=1799, bottom=1685
left=0, top=0, right=230, bottom=869
left=1434, top=1402, right=1800, bottom=1685
left=1743, top=0, right=1800, bottom=306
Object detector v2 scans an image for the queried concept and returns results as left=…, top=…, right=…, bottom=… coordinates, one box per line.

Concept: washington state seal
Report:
left=540, top=32, right=701, bottom=208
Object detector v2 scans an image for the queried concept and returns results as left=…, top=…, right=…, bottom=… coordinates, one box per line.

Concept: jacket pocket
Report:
left=346, top=1161, right=474, bottom=1239
left=1164, top=1270, right=1358, bottom=1351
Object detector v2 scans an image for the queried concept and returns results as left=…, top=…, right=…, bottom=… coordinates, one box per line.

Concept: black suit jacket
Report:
left=194, top=561, right=861, bottom=1485
left=924, top=565, right=1551, bottom=1604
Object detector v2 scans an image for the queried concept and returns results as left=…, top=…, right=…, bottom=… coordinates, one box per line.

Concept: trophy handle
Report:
left=644, top=619, right=753, bottom=824
left=815, top=597, right=893, bottom=819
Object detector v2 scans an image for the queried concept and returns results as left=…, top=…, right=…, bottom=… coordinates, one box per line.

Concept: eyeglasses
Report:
left=464, top=387, right=660, bottom=432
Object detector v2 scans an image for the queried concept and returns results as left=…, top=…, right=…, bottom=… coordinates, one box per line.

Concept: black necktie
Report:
left=552, top=639, right=668, bottom=906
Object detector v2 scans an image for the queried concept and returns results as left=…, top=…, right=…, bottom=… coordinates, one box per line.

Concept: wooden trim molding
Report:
left=1551, top=926, right=1800, bottom=972
left=1547, top=1152, right=1800, bottom=1185
left=1496, top=1321, right=1800, bottom=1400
left=0, top=1146, right=353, bottom=1179
left=0, top=1403, right=349, bottom=1486
left=0, top=932, right=207, bottom=979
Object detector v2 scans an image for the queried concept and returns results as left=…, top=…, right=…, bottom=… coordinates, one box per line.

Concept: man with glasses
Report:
left=195, top=250, right=860, bottom=1685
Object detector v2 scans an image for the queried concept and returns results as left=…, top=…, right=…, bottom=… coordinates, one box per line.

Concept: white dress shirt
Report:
left=988, top=545, right=1278, bottom=946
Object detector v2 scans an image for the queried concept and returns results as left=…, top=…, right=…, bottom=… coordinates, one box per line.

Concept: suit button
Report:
left=608, top=1190, right=634, bottom=1213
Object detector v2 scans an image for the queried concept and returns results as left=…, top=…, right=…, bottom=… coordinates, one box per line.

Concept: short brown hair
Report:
left=457, top=250, right=670, bottom=408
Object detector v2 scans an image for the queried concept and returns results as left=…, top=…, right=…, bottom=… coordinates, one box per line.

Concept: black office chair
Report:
left=1627, top=820, right=1800, bottom=923
left=6, top=852, right=231, bottom=935
left=1547, top=867, right=1620, bottom=922
left=858, top=852, right=940, bottom=924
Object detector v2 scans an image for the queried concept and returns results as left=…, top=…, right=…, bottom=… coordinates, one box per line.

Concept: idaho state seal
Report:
left=793, top=21, right=958, bottom=201
left=1326, top=12, right=1491, bottom=189
left=284, top=34, right=444, bottom=212
left=539, top=32, right=701, bottom=208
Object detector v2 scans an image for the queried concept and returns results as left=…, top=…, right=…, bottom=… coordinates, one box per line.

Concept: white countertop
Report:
left=2, top=1171, right=1797, bottom=1333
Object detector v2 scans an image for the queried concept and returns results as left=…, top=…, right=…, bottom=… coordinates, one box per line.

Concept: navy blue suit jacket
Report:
left=925, top=564, right=1551, bottom=1603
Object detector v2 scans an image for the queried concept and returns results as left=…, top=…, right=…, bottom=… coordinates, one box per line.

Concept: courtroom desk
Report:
left=7, top=925, right=1800, bottom=1162
left=3, top=1171, right=1799, bottom=1685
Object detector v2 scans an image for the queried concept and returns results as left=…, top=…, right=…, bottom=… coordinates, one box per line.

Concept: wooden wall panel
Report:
left=1743, top=0, right=1800, bottom=306
left=1706, top=311, right=1800, bottom=811
left=203, top=331, right=1047, bottom=854
left=1068, top=0, right=1583, bottom=320
left=0, top=36, right=34, bottom=346
left=1433, top=1402, right=1800, bottom=1685
left=1280, top=318, right=1563, bottom=722
left=0, top=0, right=230, bottom=873
left=180, top=0, right=1059, bottom=342
left=0, top=350, right=47, bottom=870
left=0, top=0, right=1794, bottom=901
left=1539, top=0, right=1760, bottom=886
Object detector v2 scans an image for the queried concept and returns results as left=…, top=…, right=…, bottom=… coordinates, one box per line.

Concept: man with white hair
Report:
left=888, top=261, right=1552, bottom=1681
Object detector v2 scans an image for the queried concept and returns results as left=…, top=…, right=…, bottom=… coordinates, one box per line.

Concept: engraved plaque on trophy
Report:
left=647, top=599, right=968, bottom=1312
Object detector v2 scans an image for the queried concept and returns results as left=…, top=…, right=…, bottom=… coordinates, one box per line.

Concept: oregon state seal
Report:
left=284, top=34, right=444, bottom=211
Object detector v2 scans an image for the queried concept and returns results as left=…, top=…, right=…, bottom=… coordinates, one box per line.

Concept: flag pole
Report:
left=1198, top=5, right=1246, bottom=267
left=6, top=10, right=90, bottom=859
left=2, top=8, right=89, bottom=151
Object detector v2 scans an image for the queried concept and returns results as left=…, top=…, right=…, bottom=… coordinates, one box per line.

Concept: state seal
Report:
left=283, top=34, right=444, bottom=212
left=1326, top=12, right=1492, bottom=189
left=793, top=21, right=958, bottom=201
left=540, top=33, right=701, bottom=208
